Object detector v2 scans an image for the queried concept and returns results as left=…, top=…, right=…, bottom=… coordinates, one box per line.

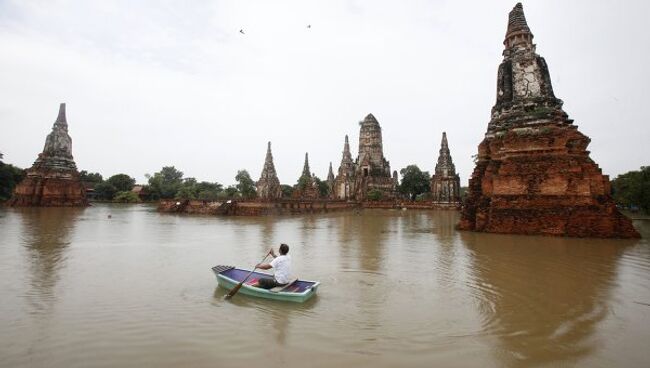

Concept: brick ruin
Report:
left=458, top=3, right=639, bottom=238
left=9, top=103, right=88, bottom=207
left=333, top=114, right=397, bottom=201
left=255, top=141, right=282, bottom=200
left=430, top=132, right=461, bottom=205
left=292, top=152, right=320, bottom=199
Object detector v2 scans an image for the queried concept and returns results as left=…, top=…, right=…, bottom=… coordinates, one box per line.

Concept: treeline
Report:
left=611, top=166, right=650, bottom=214
left=0, top=153, right=25, bottom=201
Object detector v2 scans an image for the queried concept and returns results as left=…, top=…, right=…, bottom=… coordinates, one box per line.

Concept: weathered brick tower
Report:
left=430, top=132, right=461, bottom=205
left=256, top=141, right=282, bottom=200
left=333, top=135, right=356, bottom=200
left=9, top=103, right=88, bottom=206
left=353, top=114, right=396, bottom=200
left=458, top=3, right=639, bottom=238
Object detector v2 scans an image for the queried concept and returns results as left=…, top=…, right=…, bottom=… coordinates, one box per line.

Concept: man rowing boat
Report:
left=254, top=243, right=292, bottom=289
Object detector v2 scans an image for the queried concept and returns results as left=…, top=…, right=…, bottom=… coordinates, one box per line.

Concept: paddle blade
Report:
left=224, top=282, right=244, bottom=299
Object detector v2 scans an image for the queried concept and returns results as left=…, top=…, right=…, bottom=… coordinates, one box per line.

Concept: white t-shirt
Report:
left=270, top=255, right=292, bottom=284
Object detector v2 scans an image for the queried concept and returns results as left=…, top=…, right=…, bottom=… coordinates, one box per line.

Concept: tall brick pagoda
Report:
left=293, top=152, right=319, bottom=199
left=9, top=103, right=88, bottom=207
left=334, top=135, right=356, bottom=200
left=256, top=141, right=282, bottom=200
left=458, top=3, right=639, bottom=238
left=353, top=114, right=396, bottom=200
left=430, top=132, right=461, bottom=204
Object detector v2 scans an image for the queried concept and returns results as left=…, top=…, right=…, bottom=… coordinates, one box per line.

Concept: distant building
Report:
left=292, top=153, right=320, bottom=199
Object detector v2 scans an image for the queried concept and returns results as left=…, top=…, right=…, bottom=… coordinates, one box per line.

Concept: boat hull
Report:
left=213, top=266, right=319, bottom=303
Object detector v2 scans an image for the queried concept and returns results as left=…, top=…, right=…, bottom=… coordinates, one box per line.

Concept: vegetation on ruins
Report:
left=281, top=185, right=294, bottom=198
left=366, top=189, right=383, bottom=201
left=0, top=153, right=25, bottom=201
left=312, top=176, right=330, bottom=198
left=398, top=165, right=431, bottom=201
left=611, top=166, right=650, bottom=213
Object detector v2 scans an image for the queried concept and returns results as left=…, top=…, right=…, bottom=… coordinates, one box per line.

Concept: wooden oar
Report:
left=224, top=251, right=270, bottom=300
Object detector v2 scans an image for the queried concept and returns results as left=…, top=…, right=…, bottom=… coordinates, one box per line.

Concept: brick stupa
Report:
left=430, top=132, right=461, bottom=205
left=10, top=103, right=88, bottom=206
left=293, top=153, right=320, bottom=199
left=458, top=3, right=639, bottom=238
left=256, top=141, right=282, bottom=200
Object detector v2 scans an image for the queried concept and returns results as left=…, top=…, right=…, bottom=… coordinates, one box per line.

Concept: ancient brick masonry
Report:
left=293, top=153, right=320, bottom=199
left=9, top=103, right=88, bottom=206
left=333, top=135, right=356, bottom=200
left=458, top=3, right=639, bottom=238
left=430, top=132, right=461, bottom=204
left=256, top=141, right=282, bottom=200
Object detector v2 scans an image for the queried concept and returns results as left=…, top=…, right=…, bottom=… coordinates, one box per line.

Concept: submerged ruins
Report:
left=9, top=103, right=88, bottom=207
left=430, top=132, right=461, bottom=206
left=457, top=3, right=639, bottom=238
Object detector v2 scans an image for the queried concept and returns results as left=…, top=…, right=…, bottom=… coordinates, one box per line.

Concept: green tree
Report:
left=612, top=166, right=650, bottom=213
left=147, top=166, right=184, bottom=199
left=195, top=181, right=223, bottom=201
left=280, top=184, right=294, bottom=198
left=175, top=186, right=197, bottom=200
left=220, top=185, right=240, bottom=199
left=313, top=176, right=329, bottom=198
left=367, top=189, right=383, bottom=201
left=94, top=182, right=117, bottom=200
left=235, top=170, right=256, bottom=199
left=113, top=191, right=141, bottom=203
left=79, top=170, right=103, bottom=186
left=399, top=165, right=431, bottom=201
left=0, top=155, right=25, bottom=201
left=107, top=173, right=136, bottom=192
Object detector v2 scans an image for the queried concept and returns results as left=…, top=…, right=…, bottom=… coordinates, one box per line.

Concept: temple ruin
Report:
left=256, top=141, right=282, bottom=200
left=326, top=162, right=335, bottom=198
left=293, top=152, right=320, bottom=199
left=333, top=114, right=396, bottom=201
left=458, top=3, right=639, bottom=238
left=430, top=132, right=461, bottom=205
left=9, top=103, right=88, bottom=207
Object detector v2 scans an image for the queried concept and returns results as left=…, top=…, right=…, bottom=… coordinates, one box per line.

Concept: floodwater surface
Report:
left=0, top=204, right=649, bottom=367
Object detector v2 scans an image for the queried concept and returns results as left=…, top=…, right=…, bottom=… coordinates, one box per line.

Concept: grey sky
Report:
left=1, top=0, right=648, bottom=186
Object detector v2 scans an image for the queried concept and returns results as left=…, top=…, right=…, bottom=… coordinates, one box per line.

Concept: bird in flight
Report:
left=307, top=25, right=311, bottom=29
left=239, top=29, right=245, bottom=34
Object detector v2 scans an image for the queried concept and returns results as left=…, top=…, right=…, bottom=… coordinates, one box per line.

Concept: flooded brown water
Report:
left=1, top=204, right=649, bottom=367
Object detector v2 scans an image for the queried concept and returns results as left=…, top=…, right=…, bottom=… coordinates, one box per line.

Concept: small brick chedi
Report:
left=334, top=114, right=397, bottom=200
left=256, top=141, right=282, bottom=200
left=293, top=153, right=320, bottom=199
left=10, top=103, right=88, bottom=207
left=430, top=132, right=461, bottom=205
left=458, top=3, right=639, bottom=238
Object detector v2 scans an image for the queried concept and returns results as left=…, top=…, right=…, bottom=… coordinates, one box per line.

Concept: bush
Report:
left=113, top=191, right=141, bottom=203
left=367, top=189, right=383, bottom=201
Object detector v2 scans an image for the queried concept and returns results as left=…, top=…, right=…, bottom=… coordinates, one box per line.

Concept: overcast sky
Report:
left=1, top=0, right=648, bottom=186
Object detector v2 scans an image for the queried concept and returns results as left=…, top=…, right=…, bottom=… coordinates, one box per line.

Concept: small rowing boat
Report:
left=212, top=265, right=320, bottom=303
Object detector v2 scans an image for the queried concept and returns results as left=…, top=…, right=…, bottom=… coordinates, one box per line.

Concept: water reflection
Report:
left=20, top=207, right=82, bottom=314
left=461, top=232, right=635, bottom=367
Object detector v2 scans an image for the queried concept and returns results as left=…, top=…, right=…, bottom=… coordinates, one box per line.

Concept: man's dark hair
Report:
left=279, top=243, right=289, bottom=255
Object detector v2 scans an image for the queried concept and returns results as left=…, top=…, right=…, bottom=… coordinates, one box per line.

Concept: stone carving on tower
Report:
left=333, top=135, right=356, bottom=200
left=430, top=132, right=461, bottom=204
left=293, top=152, right=320, bottom=199
left=458, top=3, right=639, bottom=238
left=256, top=141, right=282, bottom=200
left=353, top=114, right=396, bottom=200
left=9, top=103, right=88, bottom=206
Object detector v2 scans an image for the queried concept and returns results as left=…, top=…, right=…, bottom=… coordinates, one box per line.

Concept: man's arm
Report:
left=256, top=262, right=272, bottom=270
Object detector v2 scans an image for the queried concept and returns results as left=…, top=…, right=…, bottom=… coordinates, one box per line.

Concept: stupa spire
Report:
left=504, top=3, right=533, bottom=48
left=256, top=141, right=282, bottom=200
left=302, top=152, right=311, bottom=178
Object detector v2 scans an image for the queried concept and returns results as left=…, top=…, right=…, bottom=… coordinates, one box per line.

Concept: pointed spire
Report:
left=56, top=103, right=67, bottom=123
left=265, top=141, right=272, bottom=159
left=256, top=141, right=281, bottom=200
left=504, top=3, right=533, bottom=48
left=327, top=162, right=335, bottom=181
left=302, top=152, right=311, bottom=178
left=441, top=131, right=449, bottom=151
left=363, top=113, right=378, bottom=125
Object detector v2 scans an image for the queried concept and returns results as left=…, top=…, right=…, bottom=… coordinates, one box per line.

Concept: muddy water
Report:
left=0, top=204, right=648, bottom=367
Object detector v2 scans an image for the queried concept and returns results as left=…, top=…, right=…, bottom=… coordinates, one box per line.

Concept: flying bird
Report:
left=307, top=24, right=311, bottom=29
left=239, top=29, right=245, bottom=34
